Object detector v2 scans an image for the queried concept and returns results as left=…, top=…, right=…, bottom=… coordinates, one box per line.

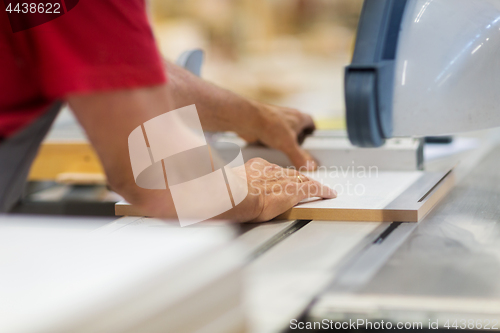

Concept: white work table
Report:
left=105, top=217, right=389, bottom=333
left=0, top=213, right=387, bottom=333
left=6, top=129, right=500, bottom=332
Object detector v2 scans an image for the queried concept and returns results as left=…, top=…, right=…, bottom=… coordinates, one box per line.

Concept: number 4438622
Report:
left=444, top=319, right=499, bottom=330
left=5, top=2, right=61, bottom=14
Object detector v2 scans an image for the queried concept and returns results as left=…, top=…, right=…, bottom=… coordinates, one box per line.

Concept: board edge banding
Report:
left=277, top=208, right=419, bottom=223
left=115, top=201, right=147, bottom=217
left=416, top=170, right=455, bottom=221
left=278, top=169, right=456, bottom=223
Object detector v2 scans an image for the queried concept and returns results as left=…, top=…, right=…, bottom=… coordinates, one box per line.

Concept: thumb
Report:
left=284, top=143, right=317, bottom=171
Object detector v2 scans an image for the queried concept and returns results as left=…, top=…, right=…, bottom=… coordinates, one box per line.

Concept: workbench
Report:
left=252, top=133, right=500, bottom=332
left=7, top=130, right=497, bottom=333
left=247, top=130, right=500, bottom=332
left=13, top=102, right=500, bottom=332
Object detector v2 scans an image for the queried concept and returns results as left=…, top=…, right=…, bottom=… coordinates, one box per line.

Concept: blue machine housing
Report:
left=345, top=0, right=409, bottom=147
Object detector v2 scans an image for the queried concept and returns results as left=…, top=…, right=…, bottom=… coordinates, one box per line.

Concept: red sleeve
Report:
left=30, top=0, right=167, bottom=98
left=0, top=0, right=166, bottom=137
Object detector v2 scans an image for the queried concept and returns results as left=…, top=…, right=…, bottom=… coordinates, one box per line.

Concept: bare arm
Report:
left=164, top=61, right=318, bottom=170
left=68, top=86, right=178, bottom=218
left=67, top=84, right=335, bottom=222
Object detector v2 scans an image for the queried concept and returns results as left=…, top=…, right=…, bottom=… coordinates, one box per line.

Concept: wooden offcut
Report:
left=28, top=142, right=105, bottom=182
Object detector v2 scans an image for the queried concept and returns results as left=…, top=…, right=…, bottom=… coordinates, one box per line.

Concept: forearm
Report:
left=66, top=83, right=330, bottom=223
left=67, top=86, right=178, bottom=218
left=164, top=60, right=263, bottom=139
left=165, top=59, right=318, bottom=170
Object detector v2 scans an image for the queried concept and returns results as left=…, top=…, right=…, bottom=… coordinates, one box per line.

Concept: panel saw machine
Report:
left=217, top=0, right=500, bottom=172
left=303, top=0, right=500, bottom=328
left=346, top=0, right=500, bottom=147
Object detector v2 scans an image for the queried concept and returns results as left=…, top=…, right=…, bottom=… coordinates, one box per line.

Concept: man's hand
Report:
left=165, top=61, right=317, bottom=171
left=68, top=63, right=332, bottom=223
left=222, top=158, right=336, bottom=222
left=240, top=103, right=317, bottom=171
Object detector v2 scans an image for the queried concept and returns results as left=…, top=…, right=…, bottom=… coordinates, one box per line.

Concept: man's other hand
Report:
left=240, top=103, right=318, bottom=171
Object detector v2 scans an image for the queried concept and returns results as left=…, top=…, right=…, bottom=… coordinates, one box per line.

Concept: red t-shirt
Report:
left=0, top=0, right=166, bottom=138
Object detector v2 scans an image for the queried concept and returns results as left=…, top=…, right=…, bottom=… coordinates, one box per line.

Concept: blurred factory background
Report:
left=149, top=0, right=363, bottom=129
left=15, top=0, right=365, bottom=216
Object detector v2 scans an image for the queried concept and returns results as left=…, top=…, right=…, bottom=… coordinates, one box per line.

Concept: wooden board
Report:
left=27, top=107, right=106, bottom=182
left=115, top=169, right=455, bottom=222
left=279, top=169, right=455, bottom=222
left=115, top=200, right=147, bottom=217
left=28, top=142, right=105, bottom=182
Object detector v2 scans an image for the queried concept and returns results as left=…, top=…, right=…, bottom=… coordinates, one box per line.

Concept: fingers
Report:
left=296, top=174, right=308, bottom=183
left=245, top=158, right=337, bottom=222
left=301, top=113, right=315, bottom=130
left=280, top=168, right=309, bottom=184
left=282, top=113, right=317, bottom=170
left=278, top=170, right=335, bottom=199
left=282, top=142, right=318, bottom=171
left=296, top=113, right=315, bottom=145
left=284, top=108, right=315, bottom=134
left=252, top=105, right=318, bottom=170
left=297, top=180, right=337, bottom=200
left=297, top=113, right=315, bottom=134
left=252, top=178, right=336, bottom=222
left=284, top=179, right=336, bottom=204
